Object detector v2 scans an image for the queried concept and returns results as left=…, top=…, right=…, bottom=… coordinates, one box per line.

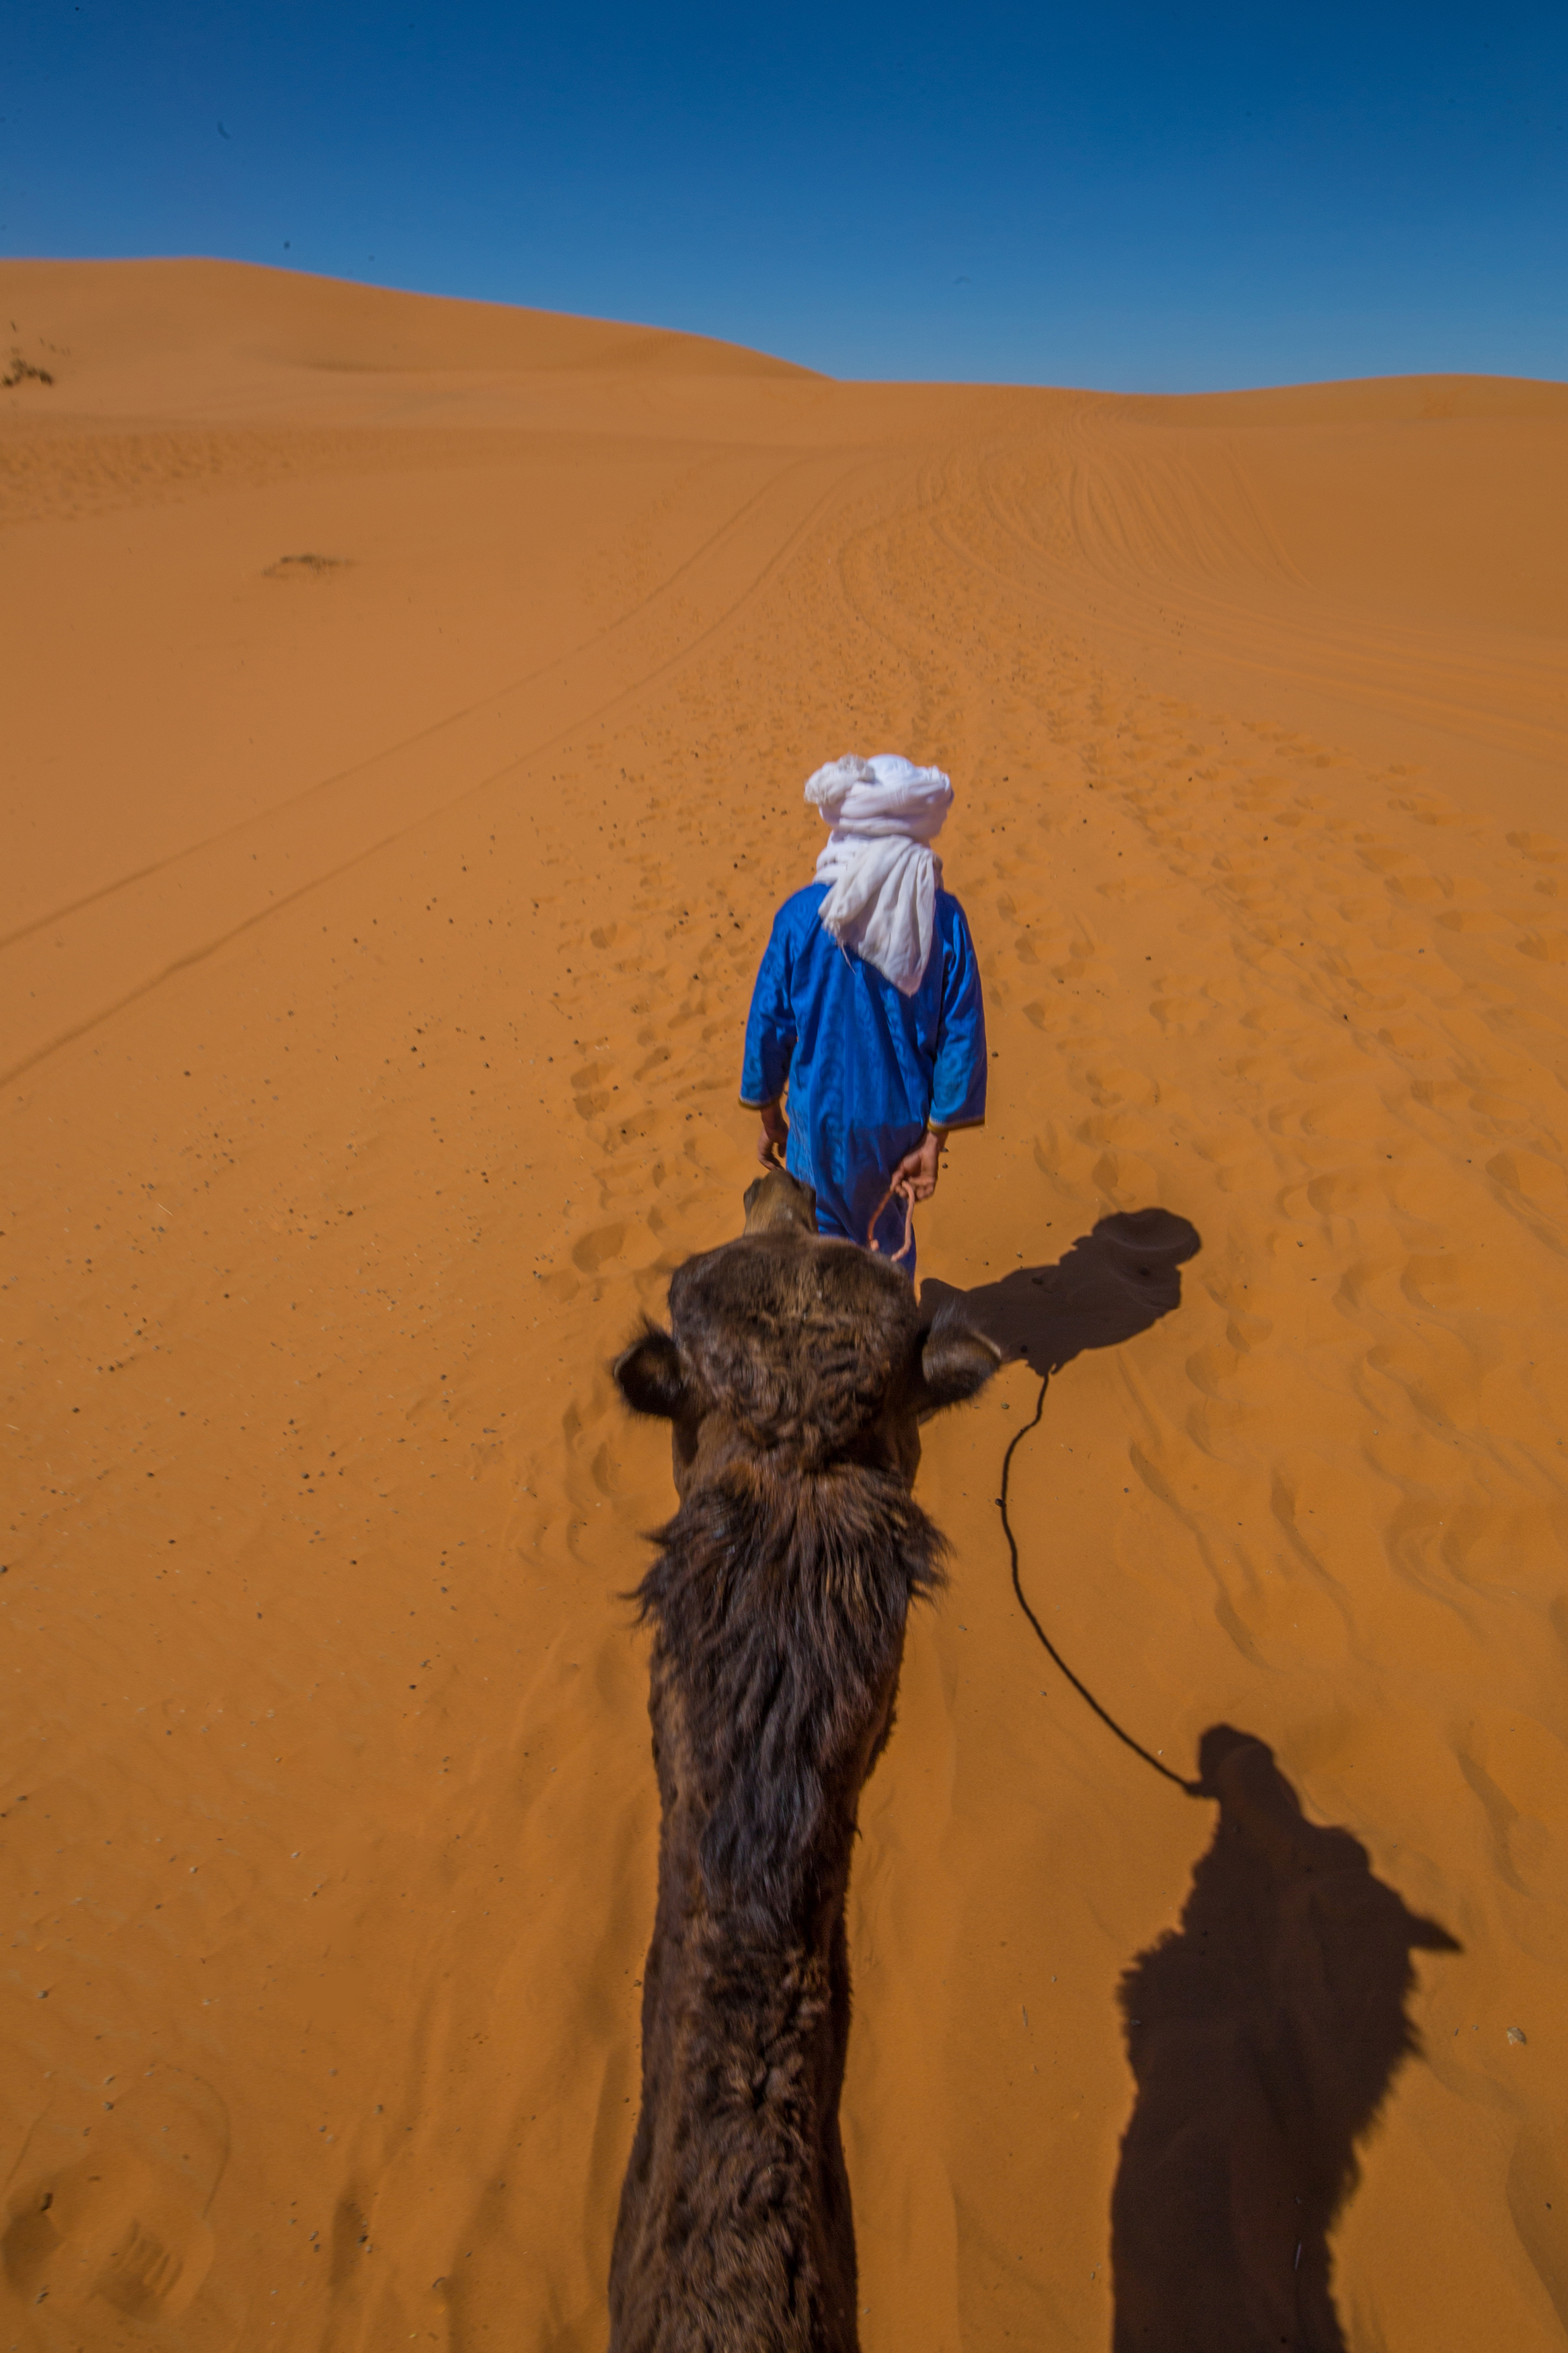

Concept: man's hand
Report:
left=756, top=1099, right=789, bottom=1168
left=891, top=1125, right=948, bottom=1202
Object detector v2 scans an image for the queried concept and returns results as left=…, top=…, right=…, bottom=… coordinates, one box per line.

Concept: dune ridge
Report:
left=2, top=260, right=1566, bottom=2351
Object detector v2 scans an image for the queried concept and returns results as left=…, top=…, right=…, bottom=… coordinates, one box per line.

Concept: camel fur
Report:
left=608, top=1170, right=997, bottom=2353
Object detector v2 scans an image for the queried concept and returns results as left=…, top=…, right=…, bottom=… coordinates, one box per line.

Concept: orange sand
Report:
left=3, top=259, right=1567, bottom=2350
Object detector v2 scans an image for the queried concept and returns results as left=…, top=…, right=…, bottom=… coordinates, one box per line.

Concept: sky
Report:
left=3, top=0, right=1565, bottom=390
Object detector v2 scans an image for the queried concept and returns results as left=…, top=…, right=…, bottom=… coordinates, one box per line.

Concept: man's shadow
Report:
left=1111, top=1726, right=1460, bottom=2352
left=919, top=1205, right=1202, bottom=1374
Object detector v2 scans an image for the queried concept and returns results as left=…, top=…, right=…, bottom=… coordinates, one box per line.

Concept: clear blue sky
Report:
left=3, top=0, right=1564, bottom=389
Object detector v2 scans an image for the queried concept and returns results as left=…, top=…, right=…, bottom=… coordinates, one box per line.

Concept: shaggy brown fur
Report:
left=610, top=1176, right=997, bottom=2353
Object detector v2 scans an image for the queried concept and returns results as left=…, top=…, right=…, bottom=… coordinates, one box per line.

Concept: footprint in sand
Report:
left=2, top=2064, right=227, bottom=2327
left=261, top=550, right=349, bottom=579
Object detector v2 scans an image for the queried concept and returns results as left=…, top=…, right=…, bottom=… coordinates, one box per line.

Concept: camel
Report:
left=608, top=1168, right=999, bottom=2353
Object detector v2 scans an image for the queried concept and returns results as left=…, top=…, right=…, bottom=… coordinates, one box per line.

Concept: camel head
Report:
left=616, top=1180, right=999, bottom=1493
left=741, top=1165, right=819, bottom=1236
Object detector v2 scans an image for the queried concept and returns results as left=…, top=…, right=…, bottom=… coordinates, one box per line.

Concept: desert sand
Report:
left=2, top=257, right=1567, bottom=2350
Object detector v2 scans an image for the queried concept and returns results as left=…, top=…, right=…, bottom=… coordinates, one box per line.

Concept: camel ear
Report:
left=915, top=1316, right=1002, bottom=1418
left=614, top=1325, right=689, bottom=1421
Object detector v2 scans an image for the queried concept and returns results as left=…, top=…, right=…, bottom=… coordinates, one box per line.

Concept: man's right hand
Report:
left=891, top=1125, right=948, bottom=1201
left=756, top=1100, right=789, bottom=1168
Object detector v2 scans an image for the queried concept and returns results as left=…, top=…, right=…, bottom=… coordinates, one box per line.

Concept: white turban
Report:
left=804, top=753, right=954, bottom=996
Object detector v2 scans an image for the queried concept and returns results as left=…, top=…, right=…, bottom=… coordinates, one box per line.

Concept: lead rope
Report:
left=999, top=1374, right=1203, bottom=1798
left=867, top=1178, right=917, bottom=1265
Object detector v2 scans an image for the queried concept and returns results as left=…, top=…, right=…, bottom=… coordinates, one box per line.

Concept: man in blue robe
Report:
left=739, top=754, right=987, bottom=1276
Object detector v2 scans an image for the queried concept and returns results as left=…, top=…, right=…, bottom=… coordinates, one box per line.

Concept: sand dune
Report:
left=3, top=259, right=1567, bottom=2350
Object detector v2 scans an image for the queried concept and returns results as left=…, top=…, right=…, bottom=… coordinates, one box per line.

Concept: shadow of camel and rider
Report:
left=1111, top=1727, right=1459, bottom=2352
left=919, top=1205, right=1460, bottom=2352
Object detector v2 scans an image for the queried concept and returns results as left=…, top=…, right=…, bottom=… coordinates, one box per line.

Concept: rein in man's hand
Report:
left=892, top=1125, right=948, bottom=1201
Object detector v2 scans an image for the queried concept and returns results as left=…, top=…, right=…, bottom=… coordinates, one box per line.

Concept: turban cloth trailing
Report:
left=804, top=752, right=954, bottom=995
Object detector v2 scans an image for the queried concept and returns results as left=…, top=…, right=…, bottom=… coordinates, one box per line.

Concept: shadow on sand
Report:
left=924, top=1213, right=1460, bottom=2346
left=1112, top=1726, right=1460, bottom=2352
left=919, top=1205, right=1202, bottom=1374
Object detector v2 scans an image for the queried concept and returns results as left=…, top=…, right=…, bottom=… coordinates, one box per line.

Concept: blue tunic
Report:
left=740, top=883, right=987, bottom=1273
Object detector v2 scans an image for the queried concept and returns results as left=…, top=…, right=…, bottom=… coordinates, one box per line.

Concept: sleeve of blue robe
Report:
left=931, top=900, right=987, bottom=1129
left=739, top=907, right=797, bottom=1108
